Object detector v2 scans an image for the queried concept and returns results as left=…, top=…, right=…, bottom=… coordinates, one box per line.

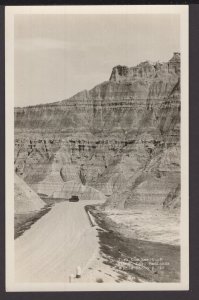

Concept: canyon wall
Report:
left=14, top=53, right=181, bottom=209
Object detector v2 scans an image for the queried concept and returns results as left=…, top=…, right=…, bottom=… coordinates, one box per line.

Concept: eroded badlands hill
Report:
left=15, top=174, right=45, bottom=214
left=14, top=53, right=181, bottom=209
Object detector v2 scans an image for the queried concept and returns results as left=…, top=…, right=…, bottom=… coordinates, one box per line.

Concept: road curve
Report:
left=15, top=200, right=102, bottom=282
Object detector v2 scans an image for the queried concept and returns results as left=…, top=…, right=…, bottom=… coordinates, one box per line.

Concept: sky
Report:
left=14, top=14, right=180, bottom=107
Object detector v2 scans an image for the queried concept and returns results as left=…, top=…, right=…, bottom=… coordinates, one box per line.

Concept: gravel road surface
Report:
left=15, top=200, right=101, bottom=282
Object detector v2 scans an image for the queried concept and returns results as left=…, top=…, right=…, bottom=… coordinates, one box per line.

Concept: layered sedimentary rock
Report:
left=14, top=174, right=45, bottom=214
left=105, top=145, right=180, bottom=209
left=14, top=53, right=181, bottom=209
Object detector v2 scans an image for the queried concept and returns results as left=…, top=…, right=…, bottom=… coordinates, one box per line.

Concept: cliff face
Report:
left=14, top=53, right=181, bottom=209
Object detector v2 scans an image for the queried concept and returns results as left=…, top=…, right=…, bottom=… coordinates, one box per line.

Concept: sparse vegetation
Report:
left=96, top=277, right=104, bottom=283
left=87, top=205, right=180, bottom=283
left=15, top=204, right=53, bottom=239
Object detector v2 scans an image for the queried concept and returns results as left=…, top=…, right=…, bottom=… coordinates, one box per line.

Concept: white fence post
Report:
left=76, top=266, right=81, bottom=278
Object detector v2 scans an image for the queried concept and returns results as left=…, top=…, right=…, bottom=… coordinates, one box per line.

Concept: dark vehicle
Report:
left=69, top=195, right=79, bottom=202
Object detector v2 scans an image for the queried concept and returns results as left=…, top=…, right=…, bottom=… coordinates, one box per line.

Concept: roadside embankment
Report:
left=86, top=205, right=180, bottom=283
left=15, top=203, right=53, bottom=239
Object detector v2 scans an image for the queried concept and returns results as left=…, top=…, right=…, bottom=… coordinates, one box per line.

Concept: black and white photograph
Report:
left=5, top=5, right=189, bottom=291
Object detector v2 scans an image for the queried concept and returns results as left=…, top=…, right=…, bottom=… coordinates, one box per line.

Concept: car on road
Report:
left=69, top=195, right=79, bottom=202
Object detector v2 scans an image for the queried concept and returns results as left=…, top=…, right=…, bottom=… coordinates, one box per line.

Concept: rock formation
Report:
left=14, top=53, right=181, bottom=209
left=14, top=174, right=45, bottom=214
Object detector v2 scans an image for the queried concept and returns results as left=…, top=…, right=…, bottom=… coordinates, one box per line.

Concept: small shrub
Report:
left=96, top=277, right=104, bottom=283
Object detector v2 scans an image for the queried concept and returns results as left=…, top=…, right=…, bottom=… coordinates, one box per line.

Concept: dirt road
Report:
left=15, top=200, right=102, bottom=282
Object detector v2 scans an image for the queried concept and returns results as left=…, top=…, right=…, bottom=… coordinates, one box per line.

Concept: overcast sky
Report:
left=14, top=14, right=180, bottom=107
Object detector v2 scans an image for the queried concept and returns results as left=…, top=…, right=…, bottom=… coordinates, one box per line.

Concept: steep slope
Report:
left=15, top=53, right=180, bottom=134
left=15, top=174, right=45, bottom=214
left=104, top=145, right=180, bottom=209
left=14, top=53, right=181, bottom=210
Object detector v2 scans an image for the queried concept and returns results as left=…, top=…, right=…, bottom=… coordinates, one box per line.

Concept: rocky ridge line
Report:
left=14, top=52, right=181, bottom=210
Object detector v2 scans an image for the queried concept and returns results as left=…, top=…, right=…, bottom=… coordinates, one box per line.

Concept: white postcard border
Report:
left=5, top=5, right=189, bottom=292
